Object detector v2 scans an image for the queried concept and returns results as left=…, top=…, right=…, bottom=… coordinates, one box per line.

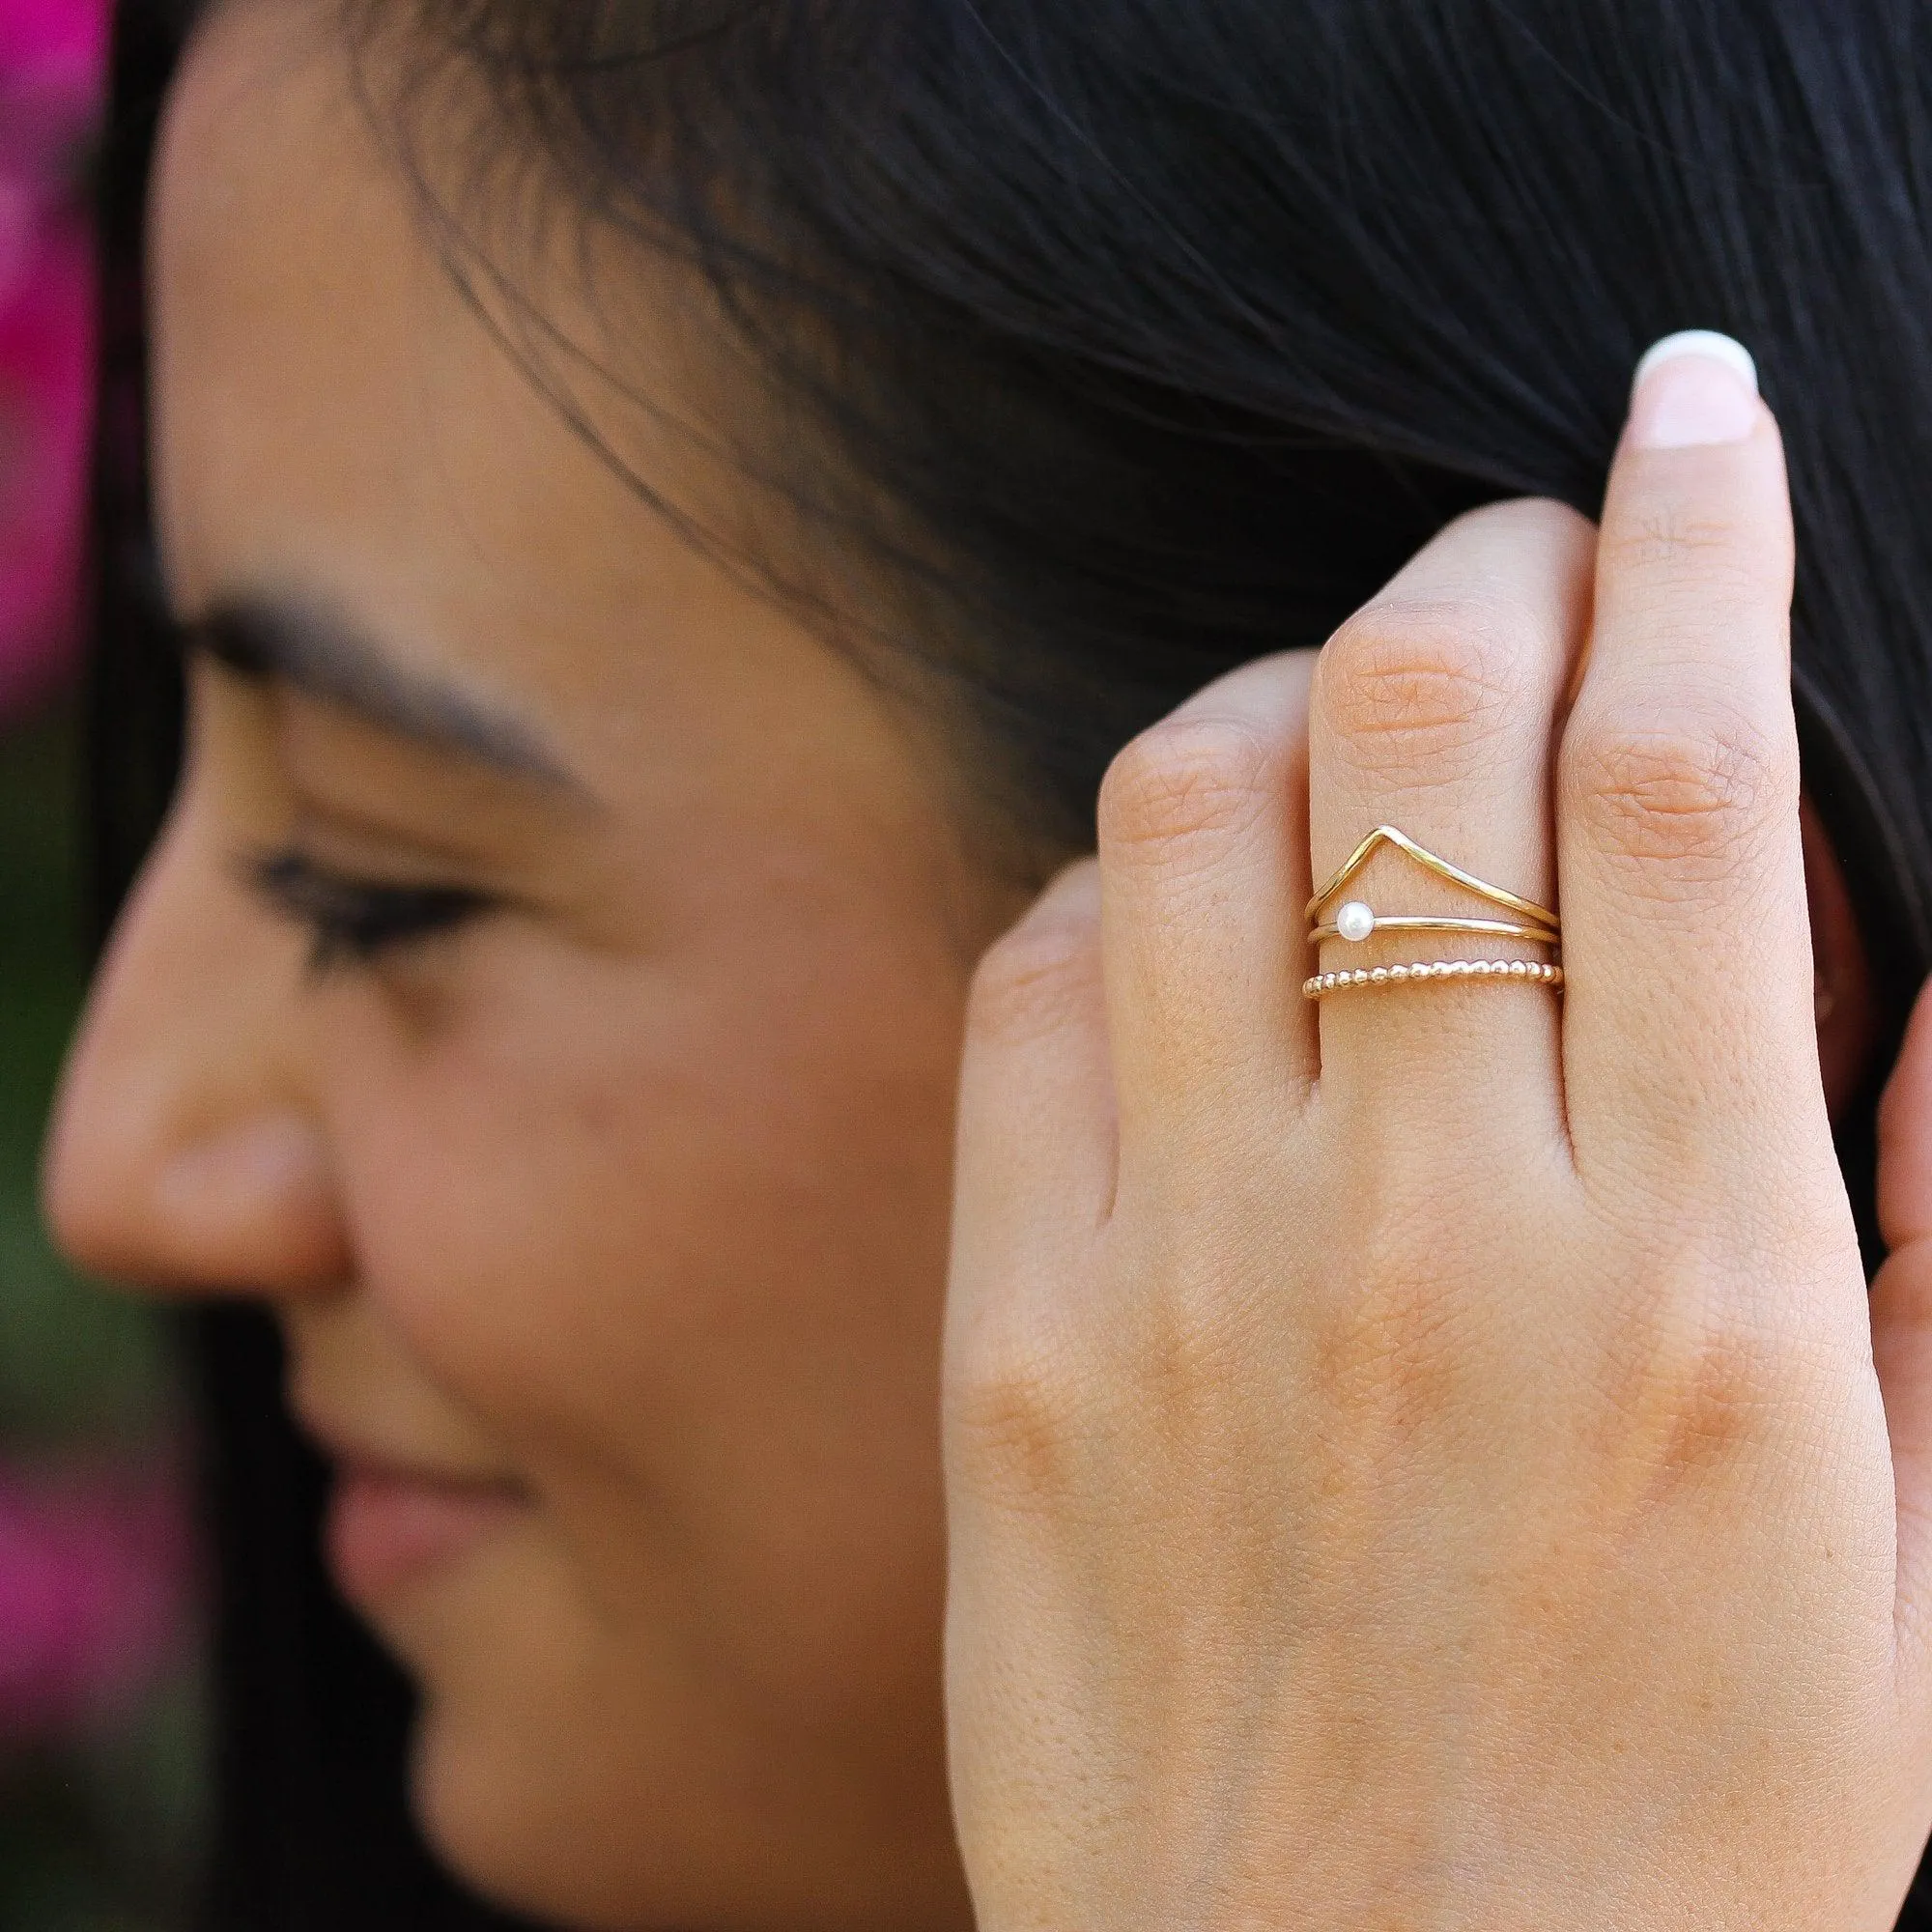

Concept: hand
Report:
left=942, top=343, right=1932, bottom=1929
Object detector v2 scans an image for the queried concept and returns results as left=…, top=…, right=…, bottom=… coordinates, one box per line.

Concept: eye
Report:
left=244, top=847, right=495, bottom=974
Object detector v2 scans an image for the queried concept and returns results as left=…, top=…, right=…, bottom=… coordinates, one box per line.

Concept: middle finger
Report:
left=1307, top=497, right=1590, bottom=1145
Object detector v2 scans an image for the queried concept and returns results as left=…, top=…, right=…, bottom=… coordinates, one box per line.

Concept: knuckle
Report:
left=1592, top=1285, right=1795, bottom=1495
left=1318, top=599, right=1537, bottom=780
left=1310, top=1276, right=1468, bottom=1435
left=1118, top=1273, right=1249, bottom=1440
left=1599, top=502, right=1756, bottom=589
left=1298, top=1178, right=1492, bottom=1431
left=1097, top=714, right=1274, bottom=863
left=1563, top=701, right=1795, bottom=880
left=967, top=913, right=1098, bottom=1049
left=946, top=1315, right=1094, bottom=1512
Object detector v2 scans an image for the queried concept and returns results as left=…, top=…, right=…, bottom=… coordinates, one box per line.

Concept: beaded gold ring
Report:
left=1302, top=958, right=1565, bottom=1001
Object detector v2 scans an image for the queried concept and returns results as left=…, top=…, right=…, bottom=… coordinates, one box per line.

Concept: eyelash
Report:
left=246, top=847, right=495, bottom=974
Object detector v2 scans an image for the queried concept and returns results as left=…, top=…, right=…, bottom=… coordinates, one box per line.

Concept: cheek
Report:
left=328, top=927, right=967, bottom=1691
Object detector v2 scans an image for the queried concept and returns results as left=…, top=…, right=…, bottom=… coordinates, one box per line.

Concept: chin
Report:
left=400, top=1616, right=721, bottom=1931
left=375, top=1535, right=685, bottom=1928
left=381, top=1557, right=791, bottom=1932
left=405, top=1691, right=838, bottom=1932
left=410, top=1703, right=662, bottom=1932
left=377, top=1523, right=972, bottom=1932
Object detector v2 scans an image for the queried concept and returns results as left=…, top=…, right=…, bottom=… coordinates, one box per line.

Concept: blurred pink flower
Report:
left=0, top=0, right=107, bottom=722
left=0, top=1456, right=193, bottom=1745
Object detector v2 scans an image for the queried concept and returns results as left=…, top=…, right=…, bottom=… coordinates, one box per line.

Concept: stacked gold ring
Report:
left=1302, top=826, right=1562, bottom=1001
left=1308, top=959, right=1565, bottom=997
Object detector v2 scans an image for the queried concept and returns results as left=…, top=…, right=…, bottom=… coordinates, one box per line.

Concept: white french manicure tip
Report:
left=1632, top=329, right=1759, bottom=397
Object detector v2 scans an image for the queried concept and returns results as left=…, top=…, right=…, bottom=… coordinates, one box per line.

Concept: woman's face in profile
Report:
left=43, top=5, right=1009, bottom=1926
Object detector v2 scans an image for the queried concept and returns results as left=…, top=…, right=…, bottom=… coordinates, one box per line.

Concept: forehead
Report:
left=148, top=0, right=898, bottom=787
left=155, top=5, right=497, bottom=611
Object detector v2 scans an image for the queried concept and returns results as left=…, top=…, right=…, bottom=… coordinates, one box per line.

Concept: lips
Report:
left=324, top=1461, right=531, bottom=1606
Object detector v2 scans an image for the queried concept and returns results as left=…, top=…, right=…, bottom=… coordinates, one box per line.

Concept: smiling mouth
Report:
left=324, top=1461, right=533, bottom=1607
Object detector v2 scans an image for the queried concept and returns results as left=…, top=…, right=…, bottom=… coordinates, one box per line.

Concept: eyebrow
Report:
left=182, top=597, right=581, bottom=791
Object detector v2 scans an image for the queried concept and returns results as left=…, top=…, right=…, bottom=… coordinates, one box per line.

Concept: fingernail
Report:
left=1627, top=329, right=1760, bottom=448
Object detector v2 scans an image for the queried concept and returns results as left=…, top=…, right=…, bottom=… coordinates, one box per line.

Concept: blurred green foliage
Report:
left=0, top=704, right=170, bottom=1445
left=0, top=701, right=202, bottom=1928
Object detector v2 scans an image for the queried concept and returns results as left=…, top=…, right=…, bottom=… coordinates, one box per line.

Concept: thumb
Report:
left=1868, top=975, right=1932, bottom=1662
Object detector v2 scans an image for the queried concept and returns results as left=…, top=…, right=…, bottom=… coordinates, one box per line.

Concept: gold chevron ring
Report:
left=1303, top=826, right=1561, bottom=1000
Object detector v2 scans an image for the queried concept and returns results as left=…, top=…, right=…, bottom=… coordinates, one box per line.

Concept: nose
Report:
left=42, top=790, right=350, bottom=1296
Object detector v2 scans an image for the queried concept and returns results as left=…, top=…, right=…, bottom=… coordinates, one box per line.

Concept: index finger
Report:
left=1556, top=334, right=1823, bottom=1180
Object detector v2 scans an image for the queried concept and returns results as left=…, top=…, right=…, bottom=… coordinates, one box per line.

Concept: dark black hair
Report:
left=91, top=0, right=1932, bottom=1923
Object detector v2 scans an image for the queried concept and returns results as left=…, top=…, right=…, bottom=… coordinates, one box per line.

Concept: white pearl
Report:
left=1335, top=900, right=1375, bottom=942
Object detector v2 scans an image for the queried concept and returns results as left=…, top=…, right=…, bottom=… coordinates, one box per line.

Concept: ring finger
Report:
left=1306, top=497, right=1592, bottom=1144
